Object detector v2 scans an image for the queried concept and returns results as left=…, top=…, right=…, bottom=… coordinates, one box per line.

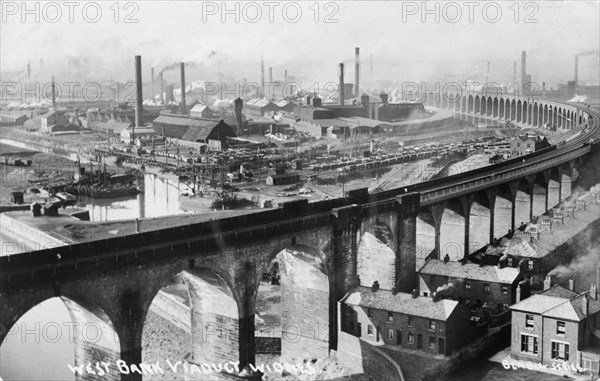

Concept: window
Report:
left=429, top=336, right=436, bottom=348
left=387, top=329, right=394, bottom=339
left=388, top=312, right=394, bottom=322
left=502, top=286, right=509, bottom=294
left=551, top=341, right=569, bottom=360
left=526, top=314, right=534, bottom=328
left=367, top=325, right=373, bottom=335
left=507, top=257, right=513, bottom=267
left=527, top=144, right=531, bottom=148
left=484, top=283, right=491, bottom=293
left=503, top=303, right=509, bottom=310
left=465, top=298, right=471, bottom=304
left=423, top=292, right=428, bottom=297
left=408, top=332, right=414, bottom=344
left=429, top=320, right=436, bottom=330
left=465, top=281, right=472, bottom=290
left=408, top=316, right=414, bottom=327
left=367, top=308, right=373, bottom=318
left=517, top=143, right=521, bottom=147
left=557, top=321, right=566, bottom=335
left=520, top=335, right=538, bottom=354
left=528, top=260, right=534, bottom=270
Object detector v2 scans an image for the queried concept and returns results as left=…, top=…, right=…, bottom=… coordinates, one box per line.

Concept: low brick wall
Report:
left=421, top=325, right=511, bottom=381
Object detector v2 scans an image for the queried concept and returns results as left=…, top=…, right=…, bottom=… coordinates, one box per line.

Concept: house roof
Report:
left=511, top=286, right=600, bottom=321
left=190, top=104, right=209, bottom=114
left=419, top=259, right=521, bottom=284
left=122, top=127, right=156, bottom=135
left=343, top=286, right=461, bottom=321
left=181, top=120, right=235, bottom=142
left=314, top=119, right=352, bottom=128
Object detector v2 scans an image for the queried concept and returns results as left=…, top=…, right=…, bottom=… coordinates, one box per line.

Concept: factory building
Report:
left=189, top=104, right=213, bottom=119
left=152, top=114, right=236, bottom=151
left=120, top=127, right=157, bottom=145
left=0, top=112, right=30, bottom=126
left=244, top=99, right=280, bottom=117
left=510, top=134, right=551, bottom=157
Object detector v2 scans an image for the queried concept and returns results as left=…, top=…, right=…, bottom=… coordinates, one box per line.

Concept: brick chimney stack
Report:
left=544, top=275, right=552, bottom=290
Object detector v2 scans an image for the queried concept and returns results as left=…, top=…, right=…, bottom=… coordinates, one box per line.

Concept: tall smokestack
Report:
left=234, top=98, right=243, bottom=135
left=339, top=63, right=345, bottom=105
left=370, top=53, right=373, bottom=80
left=355, top=47, right=360, bottom=98
left=180, top=62, right=187, bottom=114
left=269, top=66, right=273, bottom=83
left=51, top=76, right=56, bottom=110
left=151, top=67, right=155, bottom=102
left=486, top=61, right=490, bottom=83
left=134, top=55, right=143, bottom=143
left=521, top=51, right=527, bottom=95
left=261, top=56, right=265, bottom=96
left=284, top=70, right=288, bottom=83
left=574, top=55, right=579, bottom=86
left=27, top=61, right=31, bottom=79
left=159, top=72, right=164, bottom=103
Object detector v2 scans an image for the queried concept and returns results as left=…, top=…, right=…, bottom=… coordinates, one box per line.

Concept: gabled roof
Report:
left=190, top=104, right=209, bottom=114
left=511, top=285, right=600, bottom=321
left=419, top=259, right=521, bottom=284
left=343, top=286, right=461, bottom=321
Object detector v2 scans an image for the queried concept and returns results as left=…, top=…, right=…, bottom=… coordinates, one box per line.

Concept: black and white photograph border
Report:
left=1, top=1, right=599, bottom=380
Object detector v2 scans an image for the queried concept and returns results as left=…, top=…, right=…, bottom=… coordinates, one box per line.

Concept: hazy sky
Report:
left=1, top=0, right=599, bottom=87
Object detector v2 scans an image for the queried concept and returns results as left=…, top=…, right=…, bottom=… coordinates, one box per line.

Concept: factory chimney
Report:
left=180, top=62, right=187, bottom=114
left=261, top=56, right=265, bottom=96
left=486, top=61, right=490, bottom=84
left=355, top=47, right=360, bottom=97
left=234, top=98, right=243, bottom=135
left=151, top=67, right=155, bottom=102
left=542, top=82, right=546, bottom=98
left=51, top=76, right=56, bottom=110
left=370, top=52, right=373, bottom=80
left=284, top=70, right=288, bottom=83
left=269, top=66, right=273, bottom=83
left=521, top=51, right=527, bottom=95
left=134, top=55, right=143, bottom=144
left=27, top=61, right=31, bottom=79
left=159, top=72, right=164, bottom=103
left=574, top=54, right=579, bottom=87
left=339, top=63, right=345, bottom=105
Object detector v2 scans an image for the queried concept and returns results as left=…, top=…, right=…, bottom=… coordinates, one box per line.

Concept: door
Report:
left=438, top=338, right=445, bottom=355
left=376, top=327, right=380, bottom=342
left=357, top=323, right=362, bottom=338
left=417, top=334, right=423, bottom=350
left=396, top=330, right=402, bottom=345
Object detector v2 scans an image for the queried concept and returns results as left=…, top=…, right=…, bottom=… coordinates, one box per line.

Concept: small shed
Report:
left=11, top=191, right=24, bottom=205
left=31, top=202, right=42, bottom=217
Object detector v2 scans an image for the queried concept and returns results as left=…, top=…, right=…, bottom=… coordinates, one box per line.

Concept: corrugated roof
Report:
left=419, top=259, right=521, bottom=284
left=343, top=286, right=460, bottom=321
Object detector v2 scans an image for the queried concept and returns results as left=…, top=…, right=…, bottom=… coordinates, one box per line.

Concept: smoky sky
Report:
left=1, top=1, right=599, bottom=87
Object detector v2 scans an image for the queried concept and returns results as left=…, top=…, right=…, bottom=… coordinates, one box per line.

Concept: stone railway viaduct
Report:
left=1, top=95, right=599, bottom=380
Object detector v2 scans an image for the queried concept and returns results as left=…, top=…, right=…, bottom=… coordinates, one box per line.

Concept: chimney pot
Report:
left=411, top=289, right=418, bottom=299
left=516, top=284, right=522, bottom=303
left=568, top=279, right=574, bottom=291
left=543, top=275, right=552, bottom=290
left=591, top=284, right=598, bottom=300
left=583, top=294, right=589, bottom=316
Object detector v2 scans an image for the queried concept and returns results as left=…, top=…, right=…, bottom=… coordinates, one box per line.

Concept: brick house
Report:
left=510, top=134, right=550, bottom=157
left=418, top=257, right=527, bottom=314
left=340, top=286, right=482, bottom=356
left=510, top=283, right=600, bottom=373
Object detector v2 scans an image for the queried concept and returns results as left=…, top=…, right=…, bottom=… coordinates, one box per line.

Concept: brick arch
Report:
left=1, top=294, right=121, bottom=375
left=474, top=95, right=481, bottom=114
left=486, top=96, right=493, bottom=116
left=517, top=100, right=522, bottom=122
left=468, top=95, right=474, bottom=113
left=358, top=218, right=396, bottom=290
left=499, top=97, right=506, bottom=119
left=510, top=99, right=517, bottom=121
left=493, top=97, right=499, bottom=117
